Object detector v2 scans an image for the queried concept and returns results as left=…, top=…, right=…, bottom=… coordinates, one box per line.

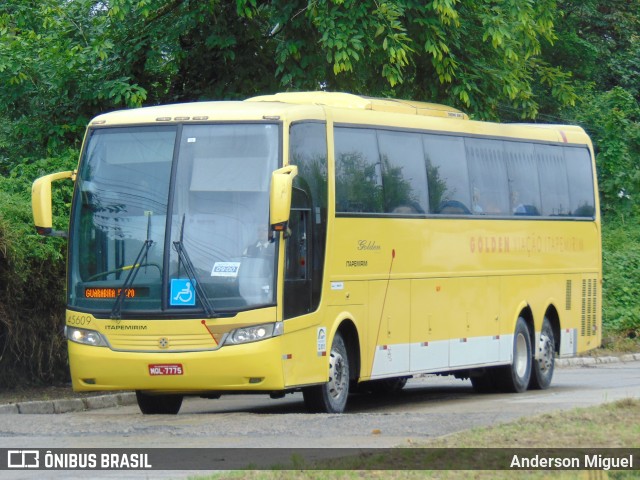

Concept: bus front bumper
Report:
left=67, top=338, right=286, bottom=393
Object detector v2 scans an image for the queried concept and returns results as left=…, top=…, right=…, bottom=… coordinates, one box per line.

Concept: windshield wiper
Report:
left=173, top=215, right=217, bottom=318
left=110, top=238, right=154, bottom=320
left=110, top=212, right=154, bottom=320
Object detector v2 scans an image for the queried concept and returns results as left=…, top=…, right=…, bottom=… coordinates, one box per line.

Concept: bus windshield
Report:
left=69, top=123, right=280, bottom=316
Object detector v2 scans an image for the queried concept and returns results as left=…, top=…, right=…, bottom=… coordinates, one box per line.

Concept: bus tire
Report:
left=135, top=391, right=183, bottom=414
left=303, top=332, right=350, bottom=413
left=494, top=317, right=532, bottom=393
left=529, top=317, right=555, bottom=390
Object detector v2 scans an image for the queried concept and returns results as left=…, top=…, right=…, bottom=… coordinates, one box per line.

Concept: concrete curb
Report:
left=556, top=353, right=640, bottom=367
left=1, top=392, right=136, bottom=415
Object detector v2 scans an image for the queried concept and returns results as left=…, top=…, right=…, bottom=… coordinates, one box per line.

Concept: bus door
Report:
left=283, top=189, right=313, bottom=318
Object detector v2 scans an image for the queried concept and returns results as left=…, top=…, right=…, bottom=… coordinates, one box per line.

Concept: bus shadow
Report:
left=346, top=382, right=475, bottom=413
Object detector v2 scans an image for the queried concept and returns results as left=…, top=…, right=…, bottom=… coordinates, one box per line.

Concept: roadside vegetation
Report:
left=0, top=1, right=639, bottom=386
left=190, top=398, right=640, bottom=477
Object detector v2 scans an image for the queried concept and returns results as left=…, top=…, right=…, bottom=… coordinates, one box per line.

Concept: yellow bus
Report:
left=32, top=92, right=601, bottom=414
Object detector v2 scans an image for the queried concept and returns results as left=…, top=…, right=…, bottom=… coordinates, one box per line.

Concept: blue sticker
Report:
left=170, top=279, right=196, bottom=306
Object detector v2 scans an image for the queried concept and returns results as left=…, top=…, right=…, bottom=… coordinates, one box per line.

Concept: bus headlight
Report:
left=65, top=326, right=108, bottom=347
left=224, top=322, right=283, bottom=346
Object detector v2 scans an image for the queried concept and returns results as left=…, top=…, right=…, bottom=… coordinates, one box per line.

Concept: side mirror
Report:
left=269, top=165, right=298, bottom=234
left=32, top=170, right=75, bottom=236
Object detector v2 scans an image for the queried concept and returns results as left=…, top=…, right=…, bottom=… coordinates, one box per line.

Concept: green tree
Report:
left=0, top=150, right=76, bottom=386
left=547, top=0, right=640, bottom=98
left=0, top=0, right=583, bottom=170
left=543, top=1, right=640, bottom=220
left=239, top=0, right=578, bottom=119
left=571, top=88, right=640, bottom=220
left=0, top=1, right=148, bottom=163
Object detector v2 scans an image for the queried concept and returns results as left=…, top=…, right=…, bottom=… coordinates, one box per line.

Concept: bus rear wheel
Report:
left=303, top=332, right=350, bottom=413
left=135, top=391, right=183, bottom=414
left=529, top=317, right=555, bottom=390
left=494, top=317, right=532, bottom=393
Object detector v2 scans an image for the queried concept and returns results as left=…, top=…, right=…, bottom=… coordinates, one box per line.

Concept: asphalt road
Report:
left=1, top=360, right=639, bottom=449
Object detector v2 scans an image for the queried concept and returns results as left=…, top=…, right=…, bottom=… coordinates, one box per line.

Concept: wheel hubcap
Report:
left=537, top=333, right=553, bottom=373
left=328, top=351, right=346, bottom=399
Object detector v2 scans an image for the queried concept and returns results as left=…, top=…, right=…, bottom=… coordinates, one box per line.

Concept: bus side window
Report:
left=565, top=147, right=596, bottom=217
left=466, top=138, right=510, bottom=215
left=536, top=144, right=571, bottom=216
left=423, top=134, right=471, bottom=214
left=377, top=130, right=428, bottom=214
left=504, top=141, right=542, bottom=216
left=335, top=127, right=383, bottom=214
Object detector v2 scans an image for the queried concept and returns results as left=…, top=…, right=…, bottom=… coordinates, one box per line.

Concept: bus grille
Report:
left=106, top=332, right=218, bottom=352
left=565, top=279, right=572, bottom=311
left=581, top=278, right=597, bottom=337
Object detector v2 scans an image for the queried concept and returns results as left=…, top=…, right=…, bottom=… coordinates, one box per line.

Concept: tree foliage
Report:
left=0, top=0, right=584, bottom=167
left=238, top=0, right=577, bottom=118
left=544, top=1, right=640, bottom=220
left=0, top=1, right=147, bottom=162
left=602, top=223, right=640, bottom=338
left=548, top=0, right=640, bottom=97
left=0, top=150, right=76, bottom=385
left=572, top=88, right=640, bottom=220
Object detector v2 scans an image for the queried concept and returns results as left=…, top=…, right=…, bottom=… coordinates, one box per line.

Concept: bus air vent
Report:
left=581, top=278, right=597, bottom=337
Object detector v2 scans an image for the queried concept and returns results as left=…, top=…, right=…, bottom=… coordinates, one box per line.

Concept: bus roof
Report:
left=89, top=100, right=320, bottom=126
left=90, top=92, right=468, bottom=126
left=247, top=91, right=469, bottom=120
left=88, top=91, right=590, bottom=146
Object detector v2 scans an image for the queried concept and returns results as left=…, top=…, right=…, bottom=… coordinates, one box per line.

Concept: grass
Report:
left=600, top=334, right=640, bottom=354
left=429, top=397, right=640, bottom=449
left=188, top=398, right=640, bottom=479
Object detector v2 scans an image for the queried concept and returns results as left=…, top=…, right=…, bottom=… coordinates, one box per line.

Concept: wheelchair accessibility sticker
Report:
left=170, top=279, right=196, bottom=306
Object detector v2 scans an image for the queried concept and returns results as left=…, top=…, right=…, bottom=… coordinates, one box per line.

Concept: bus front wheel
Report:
left=303, top=332, right=350, bottom=413
left=135, top=391, right=183, bottom=415
left=494, top=317, right=532, bottom=393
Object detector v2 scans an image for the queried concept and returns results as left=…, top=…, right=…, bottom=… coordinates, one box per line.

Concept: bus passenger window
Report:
left=335, top=128, right=383, bottom=213
left=565, top=147, right=596, bottom=217
left=536, top=144, right=571, bottom=216
left=466, top=138, right=510, bottom=215
left=505, top=141, right=542, bottom=216
left=423, top=134, right=471, bottom=214
left=377, top=131, right=428, bottom=214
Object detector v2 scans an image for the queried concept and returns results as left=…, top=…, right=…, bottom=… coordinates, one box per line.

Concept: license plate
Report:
left=148, top=364, right=183, bottom=376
